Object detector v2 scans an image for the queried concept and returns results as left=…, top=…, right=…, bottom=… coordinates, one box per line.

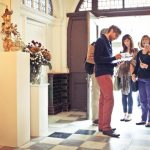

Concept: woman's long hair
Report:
left=122, top=34, right=134, bottom=53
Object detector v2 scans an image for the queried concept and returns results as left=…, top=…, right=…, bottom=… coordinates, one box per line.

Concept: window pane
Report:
left=33, top=0, right=39, bottom=10
left=125, top=0, right=150, bottom=8
left=98, top=0, right=122, bottom=10
left=48, top=0, right=53, bottom=15
left=25, top=0, right=32, bottom=7
left=41, top=0, right=46, bottom=12
left=22, top=0, right=53, bottom=15
left=79, top=0, right=92, bottom=11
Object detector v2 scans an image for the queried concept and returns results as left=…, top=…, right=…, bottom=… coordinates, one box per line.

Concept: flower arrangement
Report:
left=23, top=40, right=52, bottom=83
left=1, top=6, right=25, bottom=51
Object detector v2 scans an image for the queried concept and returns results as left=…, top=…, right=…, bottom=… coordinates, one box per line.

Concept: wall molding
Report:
left=20, top=4, right=62, bottom=25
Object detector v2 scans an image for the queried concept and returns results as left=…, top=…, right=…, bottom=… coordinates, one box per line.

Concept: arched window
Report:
left=22, top=0, right=53, bottom=15
left=79, top=0, right=92, bottom=11
left=76, top=0, right=150, bottom=12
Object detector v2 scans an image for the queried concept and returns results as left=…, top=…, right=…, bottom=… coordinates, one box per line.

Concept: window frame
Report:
left=75, top=0, right=150, bottom=17
left=22, top=0, right=53, bottom=16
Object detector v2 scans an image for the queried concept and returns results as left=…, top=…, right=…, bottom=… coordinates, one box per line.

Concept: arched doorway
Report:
left=67, top=0, right=150, bottom=116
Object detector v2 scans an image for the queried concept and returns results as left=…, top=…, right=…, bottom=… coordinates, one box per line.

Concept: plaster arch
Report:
left=52, top=0, right=79, bottom=19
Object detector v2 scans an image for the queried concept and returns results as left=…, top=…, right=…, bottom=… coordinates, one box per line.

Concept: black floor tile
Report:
left=75, top=129, right=96, bottom=135
left=48, top=132, right=72, bottom=139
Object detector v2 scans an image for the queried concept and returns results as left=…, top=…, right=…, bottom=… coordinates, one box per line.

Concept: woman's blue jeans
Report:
left=138, top=78, right=150, bottom=122
left=122, top=83, right=133, bottom=114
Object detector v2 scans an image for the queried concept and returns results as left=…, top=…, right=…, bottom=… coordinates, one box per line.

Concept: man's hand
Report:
left=140, top=62, right=148, bottom=69
left=115, top=54, right=122, bottom=60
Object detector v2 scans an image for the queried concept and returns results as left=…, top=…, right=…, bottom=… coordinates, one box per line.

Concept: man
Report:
left=87, top=28, right=109, bottom=126
left=94, top=25, right=122, bottom=137
left=86, top=42, right=99, bottom=125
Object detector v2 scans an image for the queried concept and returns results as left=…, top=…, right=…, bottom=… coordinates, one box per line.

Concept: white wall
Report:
left=51, top=0, right=80, bottom=72
left=25, top=19, right=46, bottom=45
left=0, top=0, right=79, bottom=72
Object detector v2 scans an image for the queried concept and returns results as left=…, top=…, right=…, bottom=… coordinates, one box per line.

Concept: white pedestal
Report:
left=30, top=84, right=48, bottom=137
left=40, top=65, right=49, bottom=84
left=0, top=51, right=30, bottom=147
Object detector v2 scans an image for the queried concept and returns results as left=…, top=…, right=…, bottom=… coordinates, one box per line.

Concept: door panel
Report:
left=67, top=12, right=89, bottom=112
left=70, top=20, right=87, bottom=72
left=69, top=73, right=87, bottom=111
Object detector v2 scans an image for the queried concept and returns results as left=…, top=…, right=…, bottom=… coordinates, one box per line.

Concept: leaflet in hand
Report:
left=112, top=52, right=133, bottom=63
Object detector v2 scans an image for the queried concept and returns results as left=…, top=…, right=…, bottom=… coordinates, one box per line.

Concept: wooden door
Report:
left=67, top=12, right=90, bottom=112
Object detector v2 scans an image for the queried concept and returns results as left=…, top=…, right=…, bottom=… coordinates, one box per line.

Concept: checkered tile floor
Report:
left=1, top=92, right=150, bottom=150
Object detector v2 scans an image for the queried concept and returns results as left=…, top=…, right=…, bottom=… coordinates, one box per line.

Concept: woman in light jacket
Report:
left=118, top=34, right=137, bottom=122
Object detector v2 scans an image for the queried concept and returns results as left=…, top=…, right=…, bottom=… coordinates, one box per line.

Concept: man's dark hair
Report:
left=108, top=25, right=121, bottom=35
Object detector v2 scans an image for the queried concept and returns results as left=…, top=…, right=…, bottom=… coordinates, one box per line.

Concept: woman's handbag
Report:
left=84, top=61, right=94, bottom=75
left=113, top=76, right=121, bottom=91
left=132, top=80, right=138, bottom=92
